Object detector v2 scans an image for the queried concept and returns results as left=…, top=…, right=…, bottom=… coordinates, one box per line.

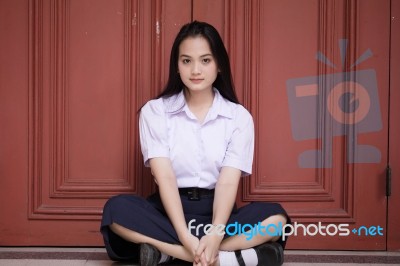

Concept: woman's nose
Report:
left=191, top=62, right=201, bottom=75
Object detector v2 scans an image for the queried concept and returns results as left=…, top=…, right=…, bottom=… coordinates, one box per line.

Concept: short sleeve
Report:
left=139, top=99, right=169, bottom=167
left=221, top=106, right=255, bottom=176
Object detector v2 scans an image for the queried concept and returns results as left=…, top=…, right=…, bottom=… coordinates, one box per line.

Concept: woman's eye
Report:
left=202, top=58, right=211, bottom=63
left=182, top=59, right=190, bottom=64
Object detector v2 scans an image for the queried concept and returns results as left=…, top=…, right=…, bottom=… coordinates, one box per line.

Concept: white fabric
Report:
left=158, top=252, right=171, bottom=263
left=219, top=251, right=240, bottom=266
left=139, top=88, right=254, bottom=189
left=241, top=248, right=258, bottom=265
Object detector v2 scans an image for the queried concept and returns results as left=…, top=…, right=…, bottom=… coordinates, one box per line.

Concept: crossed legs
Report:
left=109, top=214, right=287, bottom=263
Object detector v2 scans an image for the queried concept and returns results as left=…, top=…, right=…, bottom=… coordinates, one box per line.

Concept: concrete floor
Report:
left=0, top=248, right=400, bottom=265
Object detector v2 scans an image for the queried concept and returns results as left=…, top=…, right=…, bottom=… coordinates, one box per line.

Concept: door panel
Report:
left=388, top=0, right=400, bottom=251
left=0, top=0, right=31, bottom=245
left=29, top=0, right=132, bottom=221
left=194, top=0, right=389, bottom=250
left=0, top=0, right=191, bottom=245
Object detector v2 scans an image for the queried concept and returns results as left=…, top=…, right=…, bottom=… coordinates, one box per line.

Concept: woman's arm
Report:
left=212, top=166, right=241, bottom=226
left=195, top=166, right=241, bottom=265
left=149, top=157, right=200, bottom=258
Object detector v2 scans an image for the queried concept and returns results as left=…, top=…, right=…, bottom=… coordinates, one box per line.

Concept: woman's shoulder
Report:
left=220, top=96, right=253, bottom=122
left=141, top=98, right=166, bottom=117
left=142, top=92, right=184, bottom=116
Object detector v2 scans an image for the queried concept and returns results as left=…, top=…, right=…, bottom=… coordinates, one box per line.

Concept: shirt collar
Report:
left=163, top=88, right=234, bottom=119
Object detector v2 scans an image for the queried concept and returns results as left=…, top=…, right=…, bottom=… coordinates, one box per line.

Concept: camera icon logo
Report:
left=286, top=39, right=382, bottom=168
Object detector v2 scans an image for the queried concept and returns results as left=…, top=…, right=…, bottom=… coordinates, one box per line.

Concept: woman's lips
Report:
left=189, top=79, right=204, bottom=84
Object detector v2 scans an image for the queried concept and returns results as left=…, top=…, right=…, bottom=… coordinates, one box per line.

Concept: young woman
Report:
left=101, top=21, right=290, bottom=266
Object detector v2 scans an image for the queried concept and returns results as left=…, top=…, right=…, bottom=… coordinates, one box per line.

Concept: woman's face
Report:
left=178, top=36, right=218, bottom=93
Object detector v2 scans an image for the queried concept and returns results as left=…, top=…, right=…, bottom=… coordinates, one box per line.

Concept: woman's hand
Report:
left=195, top=233, right=223, bottom=266
left=179, top=232, right=201, bottom=260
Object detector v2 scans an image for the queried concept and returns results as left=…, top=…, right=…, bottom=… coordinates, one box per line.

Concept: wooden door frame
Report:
left=387, top=0, right=400, bottom=251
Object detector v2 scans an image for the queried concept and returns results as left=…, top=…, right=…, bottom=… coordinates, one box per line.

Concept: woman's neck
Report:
left=184, top=88, right=214, bottom=123
left=184, top=87, right=214, bottom=109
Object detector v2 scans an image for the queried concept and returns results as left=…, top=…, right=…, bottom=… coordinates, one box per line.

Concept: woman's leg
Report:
left=219, top=214, right=287, bottom=251
left=110, top=222, right=193, bottom=262
left=101, top=194, right=192, bottom=262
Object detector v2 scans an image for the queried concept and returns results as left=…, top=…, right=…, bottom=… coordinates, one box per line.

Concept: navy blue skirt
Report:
left=100, top=192, right=290, bottom=262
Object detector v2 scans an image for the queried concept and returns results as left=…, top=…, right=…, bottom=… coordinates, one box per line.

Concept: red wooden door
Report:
left=194, top=0, right=393, bottom=250
left=0, top=0, right=191, bottom=246
left=388, top=0, right=400, bottom=251
left=1, top=0, right=399, bottom=250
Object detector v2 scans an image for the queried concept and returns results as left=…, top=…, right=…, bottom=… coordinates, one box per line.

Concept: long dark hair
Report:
left=157, top=21, right=239, bottom=104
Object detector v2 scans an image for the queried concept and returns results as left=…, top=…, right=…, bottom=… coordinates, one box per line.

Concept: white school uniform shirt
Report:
left=139, top=88, right=254, bottom=189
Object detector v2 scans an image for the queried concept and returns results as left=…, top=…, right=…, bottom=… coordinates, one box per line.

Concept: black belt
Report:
left=178, top=187, right=214, bottom=201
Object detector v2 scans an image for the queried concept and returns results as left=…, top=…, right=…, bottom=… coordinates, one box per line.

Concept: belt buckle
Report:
left=188, top=188, right=200, bottom=201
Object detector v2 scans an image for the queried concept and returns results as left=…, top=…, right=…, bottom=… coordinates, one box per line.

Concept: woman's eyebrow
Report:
left=179, top=54, right=213, bottom=58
